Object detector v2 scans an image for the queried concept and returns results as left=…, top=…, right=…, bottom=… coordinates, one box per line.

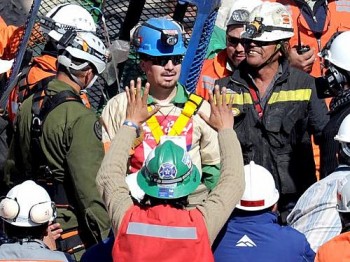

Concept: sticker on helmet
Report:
left=93, top=120, right=102, bottom=140
left=182, top=152, right=192, bottom=168
left=159, top=163, right=177, bottom=179
left=231, top=9, right=250, bottom=23
left=158, top=187, right=174, bottom=198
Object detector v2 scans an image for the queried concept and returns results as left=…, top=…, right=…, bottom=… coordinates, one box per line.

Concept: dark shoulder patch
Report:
left=94, top=120, right=102, bottom=140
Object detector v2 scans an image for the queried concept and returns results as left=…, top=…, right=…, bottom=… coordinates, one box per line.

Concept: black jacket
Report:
left=216, top=60, right=329, bottom=195
left=320, top=94, right=350, bottom=178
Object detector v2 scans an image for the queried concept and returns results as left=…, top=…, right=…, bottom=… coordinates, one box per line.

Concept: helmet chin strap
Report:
left=254, top=42, right=282, bottom=71
left=67, top=67, right=97, bottom=90
left=68, top=70, right=85, bottom=89
left=85, top=75, right=98, bottom=90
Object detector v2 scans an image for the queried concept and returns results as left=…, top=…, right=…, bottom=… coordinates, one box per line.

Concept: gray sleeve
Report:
left=96, top=125, right=136, bottom=231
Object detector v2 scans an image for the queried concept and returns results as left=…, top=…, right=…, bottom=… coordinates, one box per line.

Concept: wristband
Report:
left=123, top=120, right=140, bottom=137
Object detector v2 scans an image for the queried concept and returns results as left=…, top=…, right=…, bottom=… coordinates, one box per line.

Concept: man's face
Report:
left=226, top=26, right=246, bottom=67
left=141, top=55, right=182, bottom=90
left=244, top=40, right=281, bottom=68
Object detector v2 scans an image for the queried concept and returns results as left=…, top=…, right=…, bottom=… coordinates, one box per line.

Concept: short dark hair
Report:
left=4, top=221, right=49, bottom=240
left=140, top=195, right=189, bottom=209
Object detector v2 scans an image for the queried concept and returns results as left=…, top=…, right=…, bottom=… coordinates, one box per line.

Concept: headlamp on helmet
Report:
left=40, top=16, right=77, bottom=37
left=241, top=2, right=294, bottom=42
left=243, top=16, right=294, bottom=40
left=244, top=17, right=264, bottom=39
left=143, top=22, right=179, bottom=47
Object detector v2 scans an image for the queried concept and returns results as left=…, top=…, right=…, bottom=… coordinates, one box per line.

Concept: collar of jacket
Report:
left=147, top=82, right=189, bottom=106
left=229, top=211, right=278, bottom=224
left=46, top=79, right=80, bottom=97
left=229, top=59, right=290, bottom=88
left=294, top=0, right=327, bottom=14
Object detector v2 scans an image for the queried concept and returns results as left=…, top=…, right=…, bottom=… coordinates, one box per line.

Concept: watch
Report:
left=123, top=120, right=140, bottom=137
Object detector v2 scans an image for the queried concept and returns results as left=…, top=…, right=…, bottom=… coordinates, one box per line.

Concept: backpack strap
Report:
left=30, top=89, right=83, bottom=179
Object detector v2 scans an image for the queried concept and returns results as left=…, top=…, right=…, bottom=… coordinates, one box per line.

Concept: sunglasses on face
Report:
left=243, top=39, right=278, bottom=47
left=145, top=55, right=183, bottom=66
left=226, top=35, right=245, bottom=46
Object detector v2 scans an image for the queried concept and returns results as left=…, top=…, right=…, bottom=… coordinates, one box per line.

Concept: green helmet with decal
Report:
left=137, top=141, right=200, bottom=199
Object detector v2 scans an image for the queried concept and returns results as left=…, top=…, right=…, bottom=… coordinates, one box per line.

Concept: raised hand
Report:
left=199, top=85, right=234, bottom=131
left=125, top=78, right=159, bottom=126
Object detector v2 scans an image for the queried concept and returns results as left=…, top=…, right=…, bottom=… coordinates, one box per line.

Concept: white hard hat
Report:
left=0, top=180, right=56, bottom=227
left=0, top=59, right=13, bottom=74
left=58, top=31, right=109, bottom=74
left=40, top=3, right=96, bottom=42
left=242, top=2, right=294, bottom=42
left=334, top=114, right=350, bottom=157
left=226, top=0, right=263, bottom=27
left=236, top=161, right=279, bottom=211
left=322, top=31, right=350, bottom=72
left=337, top=174, right=350, bottom=212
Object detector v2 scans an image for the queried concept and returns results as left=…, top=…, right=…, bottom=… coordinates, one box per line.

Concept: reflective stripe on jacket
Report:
left=215, top=59, right=329, bottom=195
left=196, top=49, right=231, bottom=100
left=113, top=204, right=214, bottom=262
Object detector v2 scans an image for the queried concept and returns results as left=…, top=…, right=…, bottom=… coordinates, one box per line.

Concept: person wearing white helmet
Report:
left=317, top=31, right=350, bottom=178
left=7, top=3, right=97, bottom=126
left=6, top=30, right=111, bottom=259
left=315, top=173, right=350, bottom=261
left=215, top=1, right=329, bottom=224
left=288, top=113, right=350, bottom=252
left=213, top=161, right=315, bottom=261
left=0, top=180, right=72, bottom=261
left=195, top=0, right=262, bottom=100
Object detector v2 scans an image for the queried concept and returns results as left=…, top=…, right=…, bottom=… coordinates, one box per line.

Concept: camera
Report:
left=315, top=66, right=349, bottom=99
left=315, top=76, right=335, bottom=99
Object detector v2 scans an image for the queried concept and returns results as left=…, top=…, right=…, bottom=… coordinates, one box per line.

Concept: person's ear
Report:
left=140, top=60, right=147, bottom=71
left=84, top=68, right=94, bottom=83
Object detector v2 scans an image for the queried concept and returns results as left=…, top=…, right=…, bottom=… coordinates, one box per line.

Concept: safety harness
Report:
left=146, top=93, right=203, bottom=143
left=30, top=89, right=82, bottom=177
left=17, top=60, right=56, bottom=104
left=30, top=88, right=84, bottom=254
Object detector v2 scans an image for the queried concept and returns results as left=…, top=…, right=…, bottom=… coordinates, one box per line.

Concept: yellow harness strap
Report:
left=169, top=94, right=203, bottom=136
left=146, top=106, right=164, bottom=143
left=146, top=94, right=203, bottom=143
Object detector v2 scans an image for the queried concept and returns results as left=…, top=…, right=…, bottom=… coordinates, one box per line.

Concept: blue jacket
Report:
left=213, top=211, right=315, bottom=262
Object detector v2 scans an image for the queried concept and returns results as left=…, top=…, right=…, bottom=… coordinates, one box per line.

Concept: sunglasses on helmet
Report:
left=145, top=55, right=183, bottom=66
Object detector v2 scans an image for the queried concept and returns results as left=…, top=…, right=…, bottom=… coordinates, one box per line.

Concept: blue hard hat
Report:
left=133, top=17, right=186, bottom=57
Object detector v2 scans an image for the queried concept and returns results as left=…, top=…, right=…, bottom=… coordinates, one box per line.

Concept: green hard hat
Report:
left=137, top=140, right=200, bottom=199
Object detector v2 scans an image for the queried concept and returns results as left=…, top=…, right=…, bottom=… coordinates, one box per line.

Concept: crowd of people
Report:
left=0, top=0, right=349, bottom=261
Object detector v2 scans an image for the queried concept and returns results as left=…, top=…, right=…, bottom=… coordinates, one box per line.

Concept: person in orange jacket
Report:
left=315, top=173, right=350, bottom=261
left=0, top=16, right=22, bottom=197
left=195, top=0, right=262, bottom=100
left=269, top=0, right=350, bottom=78
left=0, top=16, right=22, bottom=61
left=6, top=3, right=97, bottom=124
